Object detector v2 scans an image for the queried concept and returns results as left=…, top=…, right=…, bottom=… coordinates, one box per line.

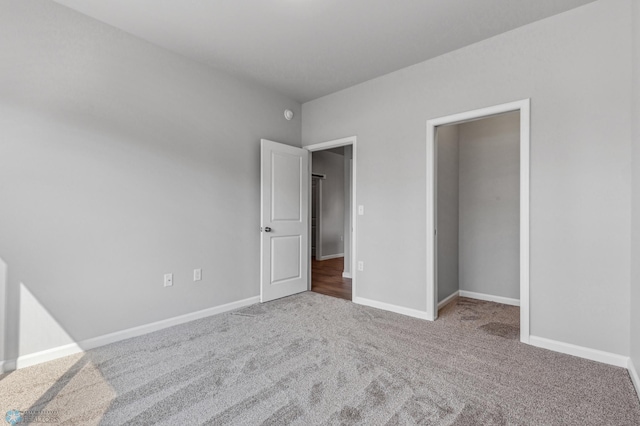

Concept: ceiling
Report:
left=53, top=0, right=596, bottom=103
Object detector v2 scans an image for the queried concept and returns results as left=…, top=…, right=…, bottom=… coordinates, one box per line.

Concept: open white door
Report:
left=260, top=139, right=309, bottom=302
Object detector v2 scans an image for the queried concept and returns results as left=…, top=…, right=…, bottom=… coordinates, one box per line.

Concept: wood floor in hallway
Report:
left=311, top=257, right=352, bottom=301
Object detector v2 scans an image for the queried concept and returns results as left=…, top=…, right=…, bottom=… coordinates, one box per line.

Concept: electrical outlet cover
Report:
left=164, top=273, right=173, bottom=287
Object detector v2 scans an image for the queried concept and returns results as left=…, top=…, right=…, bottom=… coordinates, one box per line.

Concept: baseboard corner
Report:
left=1, top=359, right=16, bottom=374
left=438, top=291, right=459, bottom=309
left=628, top=358, right=640, bottom=399
left=342, top=272, right=352, bottom=279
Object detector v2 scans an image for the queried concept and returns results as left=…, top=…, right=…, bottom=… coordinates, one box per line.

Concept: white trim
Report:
left=519, top=100, right=531, bottom=344
left=342, top=272, right=352, bottom=279
left=311, top=176, right=323, bottom=261
left=14, top=342, right=84, bottom=370
left=426, top=117, right=436, bottom=321
left=354, top=297, right=430, bottom=320
left=529, top=335, right=629, bottom=368
left=1, top=359, right=16, bottom=374
left=306, top=136, right=357, bottom=301
left=628, top=358, right=640, bottom=400
left=437, top=290, right=459, bottom=309
left=318, top=253, right=344, bottom=261
left=306, top=136, right=356, bottom=151
left=3, top=296, right=259, bottom=372
left=459, top=290, right=520, bottom=307
left=426, top=99, right=530, bottom=345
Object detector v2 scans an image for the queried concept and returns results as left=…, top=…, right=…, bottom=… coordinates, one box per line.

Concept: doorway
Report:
left=426, top=100, right=530, bottom=343
left=306, top=137, right=357, bottom=301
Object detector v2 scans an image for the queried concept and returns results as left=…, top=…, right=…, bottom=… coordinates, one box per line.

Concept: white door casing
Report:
left=306, top=136, right=357, bottom=299
left=260, top=139, right=309, bottom=302
left=426, top=99, right=530, bottom=344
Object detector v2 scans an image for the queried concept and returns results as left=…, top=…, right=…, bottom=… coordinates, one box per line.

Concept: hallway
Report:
left=311, top=257, right=352, bottom=301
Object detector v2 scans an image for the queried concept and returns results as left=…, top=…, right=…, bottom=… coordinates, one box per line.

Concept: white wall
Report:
left=302, top=0, right=632, bottom=355
left=0, top=0, right=301, bottom=361
left=436, top=125, right=459, bottom=302
left=458, top=112, right=520, bottom=300
left=631, top=0, right=640, bottom=374
left=312, top=150, right=345, bottom=258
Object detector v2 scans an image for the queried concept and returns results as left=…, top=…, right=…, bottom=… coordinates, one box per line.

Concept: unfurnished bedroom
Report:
left=1, top=0, right=640, bottom=424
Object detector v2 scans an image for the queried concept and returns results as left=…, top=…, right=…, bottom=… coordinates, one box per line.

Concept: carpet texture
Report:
left=1, top=293, right=639, bottom=425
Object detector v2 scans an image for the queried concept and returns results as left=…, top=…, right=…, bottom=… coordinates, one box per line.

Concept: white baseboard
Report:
left=628, top=358, right=640, bottom=399
left=438, top=291, right=460, bottom=309
left=3, top=296, right=260, bottom=372
left=459, top=290, right=520, bottom=307
left=353, top=297, right=430, bottom=321
left=529, top=335, right=629, bottom=368
left=15, top=342, right=85, bottom=371
left=0, top=360, right=15, bottom=374
left=318, top=253, right=344, bottom=261
left=342, top=272, right=352, bottom=279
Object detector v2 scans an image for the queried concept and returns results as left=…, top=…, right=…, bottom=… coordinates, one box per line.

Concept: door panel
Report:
left=271, top=236, right=302, bottom=283
left=271, top=152, right=302, bottom=221
left=261, top=139, right=309, bottom=302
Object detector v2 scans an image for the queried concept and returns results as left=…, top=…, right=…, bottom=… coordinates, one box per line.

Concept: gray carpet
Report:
left=1, top=292, right=639, bottom=425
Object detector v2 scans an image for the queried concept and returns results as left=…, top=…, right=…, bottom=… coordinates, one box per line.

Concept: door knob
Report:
left=264, top=227, right=272, bottom=232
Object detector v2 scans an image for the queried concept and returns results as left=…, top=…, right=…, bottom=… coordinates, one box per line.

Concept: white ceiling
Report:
left=53, top=0, right=596, bottom=103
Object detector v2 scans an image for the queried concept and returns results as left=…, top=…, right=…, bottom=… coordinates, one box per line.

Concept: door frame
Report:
left=306, top=136, right=357, bottom=301
left=311, top=175, right=323, bottom=260
left=426, top=99, right=530, bottom=344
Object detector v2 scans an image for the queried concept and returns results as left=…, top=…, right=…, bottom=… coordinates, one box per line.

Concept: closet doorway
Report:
left=426, top=100, right=530, bottom=343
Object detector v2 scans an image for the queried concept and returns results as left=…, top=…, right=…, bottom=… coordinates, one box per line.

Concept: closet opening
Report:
left=426, top=100, right=530, bottom=343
